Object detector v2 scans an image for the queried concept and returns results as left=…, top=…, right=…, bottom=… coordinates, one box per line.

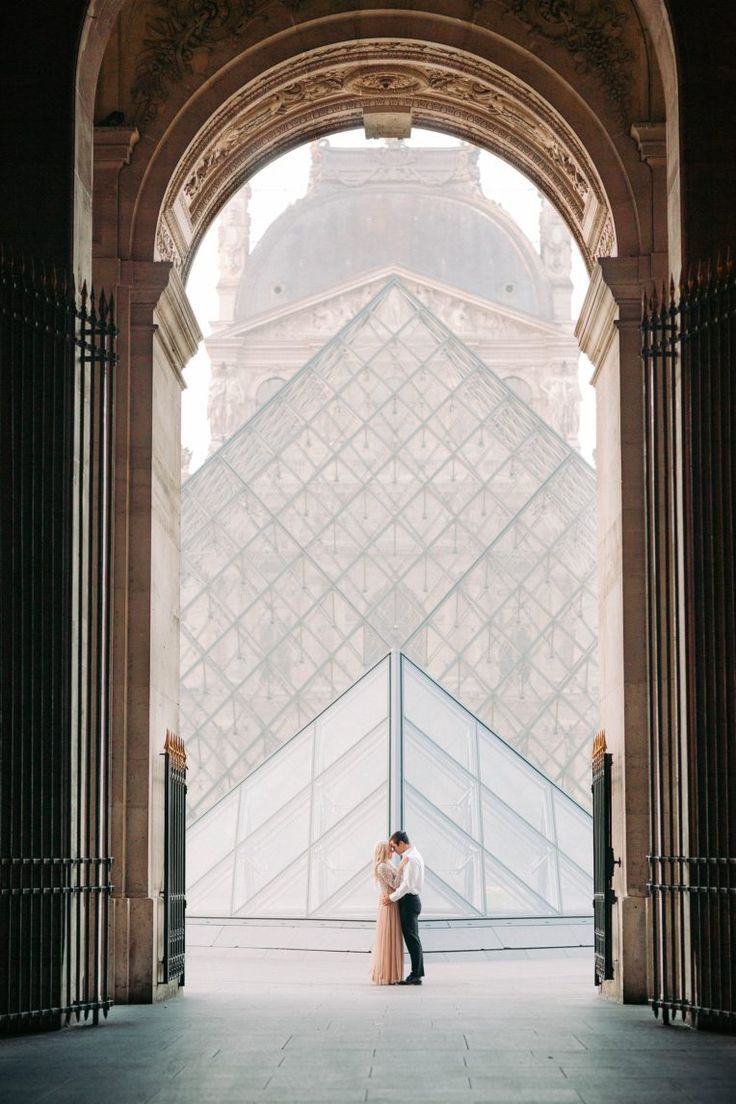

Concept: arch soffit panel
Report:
left=102, top=5, right=667, bottom=271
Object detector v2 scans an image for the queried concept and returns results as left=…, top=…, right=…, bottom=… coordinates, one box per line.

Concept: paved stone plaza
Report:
left=2, top=946, right=736, bottom=1103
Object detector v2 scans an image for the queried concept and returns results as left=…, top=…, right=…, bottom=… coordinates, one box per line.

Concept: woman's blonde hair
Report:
left=373, top=840, right=391, bottom=884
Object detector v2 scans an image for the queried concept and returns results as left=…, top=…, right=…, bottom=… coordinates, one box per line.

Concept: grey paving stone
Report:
left=3, top=951, right=736, bottom=1104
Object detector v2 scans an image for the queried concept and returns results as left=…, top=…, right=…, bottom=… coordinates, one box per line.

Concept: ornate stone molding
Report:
left=131, top=1, right=261, bottom=127
left=157, top=40, right=614, bottom=275
left=130, top=1, right=639, bottom=129
left=505, top=0, right=634, bottom=115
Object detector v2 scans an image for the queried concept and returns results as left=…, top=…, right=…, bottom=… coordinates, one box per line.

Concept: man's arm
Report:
left=389, top=857, right=414, bottom=902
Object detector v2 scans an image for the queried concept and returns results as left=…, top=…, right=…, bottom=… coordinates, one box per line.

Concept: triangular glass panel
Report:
left=186, top=657, right=390, bottom=919
left=401, top=656, right=592, bottom=920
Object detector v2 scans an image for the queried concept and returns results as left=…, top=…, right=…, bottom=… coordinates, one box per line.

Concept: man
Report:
left=383, top=830, right=425, bottom=985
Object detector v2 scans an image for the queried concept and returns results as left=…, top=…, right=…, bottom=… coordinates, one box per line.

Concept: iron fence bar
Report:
left=662, top=283, right=678, bottom=1021
left=669, top=277, right=689, bottom=1026
left=643, top=261, right=736, bottom=1030
left=0, top=253, right=115, bottom=1033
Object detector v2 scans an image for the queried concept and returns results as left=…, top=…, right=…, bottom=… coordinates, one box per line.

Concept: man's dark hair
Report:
left=389, top=830, right=410, bottom=846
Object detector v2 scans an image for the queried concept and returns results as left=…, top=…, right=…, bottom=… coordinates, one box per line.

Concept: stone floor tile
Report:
left=3, top=952, right=736, bottom=1104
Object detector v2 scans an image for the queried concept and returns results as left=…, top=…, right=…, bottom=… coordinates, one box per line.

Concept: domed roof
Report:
left=235, top=142, right=555, bottom=322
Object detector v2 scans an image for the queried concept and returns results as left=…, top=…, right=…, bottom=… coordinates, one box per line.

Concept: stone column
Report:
left=92, top=128, right=140, bottom=260
left=94, top=124, right=202, bottom=1003
left=576, top=252, right=664, bottom=1003
left=107, top=261, right=201, bottom=1003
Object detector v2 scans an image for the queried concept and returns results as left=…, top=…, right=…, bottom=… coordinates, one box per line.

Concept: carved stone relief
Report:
left=155, top=218, right=182, bottom=269
left=506, top=0, right=634, bottom=114
left=156, top=40, right=613, bottom=273
left=130, top=1, right=639, bottom=129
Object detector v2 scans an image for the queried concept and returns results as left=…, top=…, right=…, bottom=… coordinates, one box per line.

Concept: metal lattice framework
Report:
left=181, top=280, right=597, bottom=822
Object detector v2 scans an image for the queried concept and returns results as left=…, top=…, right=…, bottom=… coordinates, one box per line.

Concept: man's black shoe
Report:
left=398, top=975, right=423, bottom=985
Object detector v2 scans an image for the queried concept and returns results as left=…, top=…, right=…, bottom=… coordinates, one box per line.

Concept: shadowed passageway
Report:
left=3, top=949, right=736, bottom=1103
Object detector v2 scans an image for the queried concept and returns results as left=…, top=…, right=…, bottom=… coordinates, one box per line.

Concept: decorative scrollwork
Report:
left=346, top=68, right=428, bottom=95
left=155, top=221, right=182, bottom=268
left=157, top=39, right=615, bottom=274
left=182, top=70, right=346, bottom=202
left=132, top=1, right=259, bottom=126
left=595, top=216, right=616, bottom=258
left=506, top=0, right=633, bottom=112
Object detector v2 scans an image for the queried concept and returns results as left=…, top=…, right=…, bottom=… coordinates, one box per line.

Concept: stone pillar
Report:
left=92, top=127, right=140, bottom=260
left=93, top=131, right=202, bottom=1003
left=576, top=252, right=664, bottom=1003
left=105, top=261, right=201, bottom=1003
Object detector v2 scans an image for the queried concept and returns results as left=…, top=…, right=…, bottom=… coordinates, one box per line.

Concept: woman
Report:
left=370, top=840, right=404, bottom=985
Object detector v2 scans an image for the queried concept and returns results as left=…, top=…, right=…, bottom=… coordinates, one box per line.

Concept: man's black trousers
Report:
left=398, top=893, right=424, bottom=978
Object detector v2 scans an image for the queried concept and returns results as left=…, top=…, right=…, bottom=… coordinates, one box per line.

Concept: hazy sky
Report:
left=183, top=128, right=595, bottom=470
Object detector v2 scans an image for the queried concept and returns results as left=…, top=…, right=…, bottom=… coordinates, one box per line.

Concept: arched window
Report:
left=503, top=375, right=534, bottom=406
left=256, top=376, right=286, bottom=408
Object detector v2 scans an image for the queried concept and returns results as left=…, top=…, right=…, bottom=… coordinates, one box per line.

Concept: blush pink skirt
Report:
left=371, top=897, right=404, bottom=985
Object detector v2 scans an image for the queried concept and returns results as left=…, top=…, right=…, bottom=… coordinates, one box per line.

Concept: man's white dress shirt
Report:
left=389, top=846, right=425, bottom=901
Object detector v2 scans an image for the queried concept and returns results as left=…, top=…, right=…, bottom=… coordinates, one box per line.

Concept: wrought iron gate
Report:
left=643, top=267, right=736, bottom=1028
left=0, top=255, right=116, bottom=1031
left=592, top=730, right=615, bottom=985
left=163, top=732, right=187, bottom=985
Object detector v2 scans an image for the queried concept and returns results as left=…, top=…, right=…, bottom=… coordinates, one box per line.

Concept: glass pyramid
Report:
left=181, top=278, right=598, bottom=822
left=186, top=653, right=592, bottom=919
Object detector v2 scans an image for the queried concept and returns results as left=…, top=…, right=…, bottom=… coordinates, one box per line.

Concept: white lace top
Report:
left=376, top=861, right=400, bottom=893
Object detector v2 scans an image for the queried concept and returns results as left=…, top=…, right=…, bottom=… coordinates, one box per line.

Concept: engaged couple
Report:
left=371, top=830, right=425, bottom=986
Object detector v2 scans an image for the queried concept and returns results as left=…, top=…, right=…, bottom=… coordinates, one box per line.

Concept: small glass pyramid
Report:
left=186, top=653, right=592, bottom=919
left=181, top=279, right=598, bottom=823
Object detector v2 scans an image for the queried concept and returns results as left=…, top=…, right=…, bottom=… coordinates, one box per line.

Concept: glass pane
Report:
left=311, top=728, right=387, bottom=839
left=559, top=854, right=594, bottom=914
left=403, top=661, right=476, bottom=772
left=484, top=854, right=554, bottom=917
left=308, top=787, right=388, bottom=915
left=238, top=730, right=314, bottom=837
left=405, top=725, right=480, bottom=837
left=313, top=660, right=389, bottom=774
left=188, top=657, right=390, bottom=918
left=553, top=791, right=594, bottom=874
left=186, top=855, right=236, bottom=917
left=404, top=789, right=484, bottom=916
left=187, top=789, right=238, bottom=887
left=478, top=727, right=554, bottom=838
left=402, top=655, right=590, bottom=920
left=235, top=854, right=309, bottom=918
left=481, top=792, right=560, bottom=912
left=233, top=788, right=312, bottom=909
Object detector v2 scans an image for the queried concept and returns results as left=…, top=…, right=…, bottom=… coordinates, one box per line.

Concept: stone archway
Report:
left=87, top=0, right=675, bottom=1007
left=155, top=40, right=615, bottom=279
